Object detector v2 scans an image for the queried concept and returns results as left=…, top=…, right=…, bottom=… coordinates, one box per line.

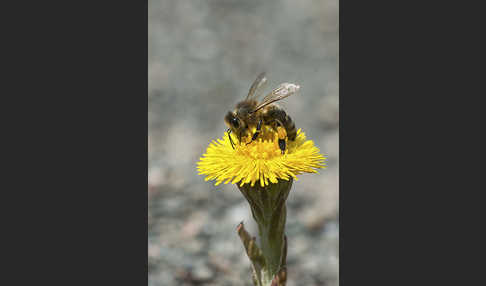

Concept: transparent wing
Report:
left=246, top=72, right=268, bottom=100
left=253, top=82, right=300, bottom=112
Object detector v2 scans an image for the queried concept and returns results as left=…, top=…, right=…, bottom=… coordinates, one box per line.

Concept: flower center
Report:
left=235, top=127, right=283, bottom=160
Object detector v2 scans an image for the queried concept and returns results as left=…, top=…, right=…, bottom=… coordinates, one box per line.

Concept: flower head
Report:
left=197, top=126, right=326, bottom=187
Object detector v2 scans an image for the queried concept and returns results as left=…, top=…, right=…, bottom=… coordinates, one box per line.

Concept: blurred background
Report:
left=148, top=0, right=338, bottom=285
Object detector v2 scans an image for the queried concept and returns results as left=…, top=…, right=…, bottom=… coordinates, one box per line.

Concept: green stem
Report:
left=258, top=203, right=286, bottom=276
left=238, top=179, right=292, bottom=285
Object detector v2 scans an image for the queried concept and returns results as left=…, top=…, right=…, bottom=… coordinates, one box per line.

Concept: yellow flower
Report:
left=197, top=126, right=326, bottom=187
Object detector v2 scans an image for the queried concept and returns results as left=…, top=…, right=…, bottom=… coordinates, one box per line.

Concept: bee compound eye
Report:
left=231, top=117, right=239, bottom=128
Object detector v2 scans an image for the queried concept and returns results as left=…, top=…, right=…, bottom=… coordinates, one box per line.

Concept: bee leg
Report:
left=278, top=139, right=286, bottom=154
left=227, top=129, right=235, bottom=149
left=246, top=118, right=262, bottom=145
left=275, top=119, right=287, bottom=154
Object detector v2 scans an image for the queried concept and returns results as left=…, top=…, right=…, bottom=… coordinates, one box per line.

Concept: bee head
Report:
left=224, top=111, right=240, bottom=129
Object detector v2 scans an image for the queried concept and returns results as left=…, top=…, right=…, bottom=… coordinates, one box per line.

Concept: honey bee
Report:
left=224, top=72, right=300, bottom=154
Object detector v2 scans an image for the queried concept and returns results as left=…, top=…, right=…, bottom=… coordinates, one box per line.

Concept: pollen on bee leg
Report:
left=277, top=126, right=287, bottom=140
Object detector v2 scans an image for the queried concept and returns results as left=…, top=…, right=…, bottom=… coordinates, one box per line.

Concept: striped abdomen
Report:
left=262, top=106, right=297, bottom=141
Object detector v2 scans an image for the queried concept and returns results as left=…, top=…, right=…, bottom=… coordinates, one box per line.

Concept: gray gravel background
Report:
left=148, top=1, right=338, bottom=285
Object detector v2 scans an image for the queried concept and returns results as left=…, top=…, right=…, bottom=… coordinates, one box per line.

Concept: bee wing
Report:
left=252, top=82, right=300, bottom=112
left=246, top=72, right=268, bottom=100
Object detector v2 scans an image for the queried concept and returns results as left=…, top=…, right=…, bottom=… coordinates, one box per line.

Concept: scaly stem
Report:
left=237, top=179, right=292, bottom=286
left=257, top=203, right=286, bottom=277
